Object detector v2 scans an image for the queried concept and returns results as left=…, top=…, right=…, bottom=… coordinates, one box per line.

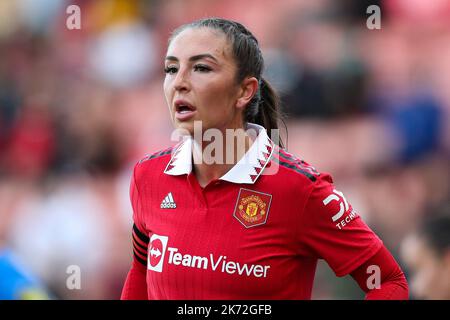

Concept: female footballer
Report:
left=121, top=18, right=408, bottom=299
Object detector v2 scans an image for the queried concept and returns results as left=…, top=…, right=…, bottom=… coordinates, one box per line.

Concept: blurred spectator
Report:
left=401, top=204, right=450, bottom=299
left=280, top=9, right=369, bottom=118
left=0, top=245, right=51, bottom=300
left=5, top=173, right=132, bottom=299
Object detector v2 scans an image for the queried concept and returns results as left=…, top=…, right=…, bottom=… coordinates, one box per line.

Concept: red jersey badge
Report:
left=233, top=188, right=272, bottom=228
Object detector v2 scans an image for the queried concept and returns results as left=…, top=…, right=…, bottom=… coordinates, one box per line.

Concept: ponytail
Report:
left=247, top=77, right=286, bottom=147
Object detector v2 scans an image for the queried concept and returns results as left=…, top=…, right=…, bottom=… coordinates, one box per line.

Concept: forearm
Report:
left=121, top=224, right=149, bottom=300
left=351, top=245, right=409, bottom=300
left=121, top=260, right=148, bottom=300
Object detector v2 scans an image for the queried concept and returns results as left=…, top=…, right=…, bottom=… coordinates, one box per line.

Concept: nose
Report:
left=173, top=69, right=190, bottom=92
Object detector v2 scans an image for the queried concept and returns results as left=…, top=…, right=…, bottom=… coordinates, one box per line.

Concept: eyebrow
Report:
left=165, top=54, right=219, bottom=63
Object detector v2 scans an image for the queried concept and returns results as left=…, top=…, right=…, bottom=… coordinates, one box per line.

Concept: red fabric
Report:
left=297, top=168, right=383, bottom=277
left=121, top=168, right=148, bottom=300
left=121, top=148, right=387, bottom=299
left=351, top=245, right=409, bottom=300
left=121, top=259, right=148, bottom=300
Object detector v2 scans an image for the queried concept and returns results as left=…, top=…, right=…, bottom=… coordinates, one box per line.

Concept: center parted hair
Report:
left=169, top=17, right=285, bottom=147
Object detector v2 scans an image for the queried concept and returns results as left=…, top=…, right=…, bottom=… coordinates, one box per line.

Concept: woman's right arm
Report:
left=121, top=224, right=149, bottom=299
left=121, top=165, right=149, bottom=300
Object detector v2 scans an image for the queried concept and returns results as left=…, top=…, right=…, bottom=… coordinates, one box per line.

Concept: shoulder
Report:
left=272, top=146, right=332, bottom=187
left=132, top=146, right=175, bottom=179
left=138, top=146, right=174, bottom=165
left=274, top=150, right=347, bottom=220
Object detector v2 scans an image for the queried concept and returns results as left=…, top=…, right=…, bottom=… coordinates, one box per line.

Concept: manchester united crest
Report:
left=233, top=188, right=272, bottom=228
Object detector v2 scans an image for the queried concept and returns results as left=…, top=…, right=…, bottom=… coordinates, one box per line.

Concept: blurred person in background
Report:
left=0, top=242, right=51, bottom=300
left=0, top=0, right=165, bottom=299
left=0, top=194, right=50, bottom=300
left=401, top=204, right=450, bottom=300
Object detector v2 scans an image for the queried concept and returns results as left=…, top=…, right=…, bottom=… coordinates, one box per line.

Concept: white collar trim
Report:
left=163, top=123, right=274, bottom=184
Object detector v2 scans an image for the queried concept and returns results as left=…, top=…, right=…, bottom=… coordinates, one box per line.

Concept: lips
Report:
left=174, top=99, right=197, bottom=121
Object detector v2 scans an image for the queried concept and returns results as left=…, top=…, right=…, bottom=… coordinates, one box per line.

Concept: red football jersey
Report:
left=122, top=123, right=382, bottom=299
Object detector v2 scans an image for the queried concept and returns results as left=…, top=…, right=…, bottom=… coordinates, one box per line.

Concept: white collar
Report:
left=164, top=123, right=274, bottom=184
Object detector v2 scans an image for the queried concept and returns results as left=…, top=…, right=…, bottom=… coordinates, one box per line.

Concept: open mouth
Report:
left=175, top=100, right=195, bottom=111
left=177, top=105, right=194, bottom=114
left=174, top=100, right=197, bottom=120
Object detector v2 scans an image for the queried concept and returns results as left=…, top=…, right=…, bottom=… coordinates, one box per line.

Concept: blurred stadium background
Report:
left=0, top=0, right=449, bottom=299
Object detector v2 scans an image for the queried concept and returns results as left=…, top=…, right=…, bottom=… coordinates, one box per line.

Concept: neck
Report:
left=192, top=126, right=253, bottom=188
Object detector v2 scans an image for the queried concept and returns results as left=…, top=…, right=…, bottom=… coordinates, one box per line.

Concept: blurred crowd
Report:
left=0, top=0, right=449, bottom=299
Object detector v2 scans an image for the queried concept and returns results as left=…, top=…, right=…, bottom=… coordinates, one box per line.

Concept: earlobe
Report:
left=235, top=95, right=247, bottom=109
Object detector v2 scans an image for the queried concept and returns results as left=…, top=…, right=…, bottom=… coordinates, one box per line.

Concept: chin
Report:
left=174, top=121, right=195, bottom=137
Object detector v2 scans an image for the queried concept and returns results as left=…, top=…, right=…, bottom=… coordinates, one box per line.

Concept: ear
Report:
left=235, top=77, right=259, bottom=110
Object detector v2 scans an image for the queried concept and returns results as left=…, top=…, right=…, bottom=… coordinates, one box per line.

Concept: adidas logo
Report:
left=160, top=192, right=177, bottom=209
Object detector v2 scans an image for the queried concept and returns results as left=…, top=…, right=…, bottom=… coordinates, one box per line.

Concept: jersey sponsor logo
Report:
left=148, top=234, right=168, bottom=272
left=334, top=209, right=358, bottom=230
left=148, top=233, right=270, bottom=278
left=322, top=189, right=358, bottom=229
left=160, top=192, right=177, bottom=209
left=233, top=188, right=272, bottom=228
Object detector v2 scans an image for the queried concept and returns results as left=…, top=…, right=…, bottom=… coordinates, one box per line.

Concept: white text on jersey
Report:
left=166, top=247, right=270, bottom=278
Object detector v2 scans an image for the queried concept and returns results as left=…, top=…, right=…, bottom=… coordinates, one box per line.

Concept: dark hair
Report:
left=418, top=204, right=450, bottom=256
left=169, top=17, right=285, bottom=147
